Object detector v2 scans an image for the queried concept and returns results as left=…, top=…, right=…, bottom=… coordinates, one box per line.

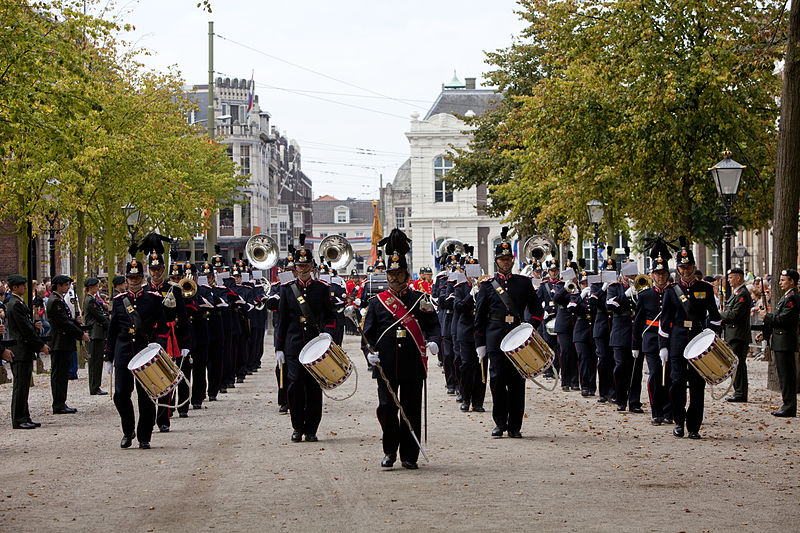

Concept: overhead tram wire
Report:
left=215, top=33, right=430, bottom=111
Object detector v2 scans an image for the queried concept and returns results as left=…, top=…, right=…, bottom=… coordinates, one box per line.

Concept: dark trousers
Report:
left=248, top=327, right=265, bottom=370
left=488, top=351, right=525, bottom=433
left=114, top=364, right=155, bottom=442
left=50, top=349, right=71, bottom=410
left=669, top=354, right=706, bottom=432
left=543, top=331, right=560, bottom=374
left=206, top=337, right=223, bottom=397
left=613, top=347, right=643, bottom=408
left=451, top=337, right=463, bottom=394
left=222, top=333, right=236, bottom=386
left=87, top=339, right=105, bottom=394
left=575, top=341, right=597, bottom=393
left=377, top=375, right=422, bottom=463
left=191, top=343, right=208, bottom=405
left=729, top=339, right=749, bottom=399
left=595, top=336, right=614, bottom=399
left=276, top=363, right=288, bottom=406
left=442, top=335, right=458, bottom=391
left=557, top=333, right=578, bottom=388
left=235, top=333, right=249, bottom=379
left=773, top=350, right=797, bottom=414
left=10, top=360, right=33, bottom=426
left=645, top=353, right=671, bottom=419
left=156, top=355, right=189, bottom=425
left=459, top=340, right=486, bottom=407
left=287, top=356, right=322, bottom=435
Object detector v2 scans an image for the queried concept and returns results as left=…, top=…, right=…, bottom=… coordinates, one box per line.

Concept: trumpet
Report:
left=179, top=276, right=198, bottom=299
left=564, top=279, right=579, bottom=294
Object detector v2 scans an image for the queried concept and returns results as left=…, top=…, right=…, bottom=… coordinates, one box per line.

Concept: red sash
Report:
left=377, top=290, right=427, bottom=368
left=165, top=321, right=180, bottom=359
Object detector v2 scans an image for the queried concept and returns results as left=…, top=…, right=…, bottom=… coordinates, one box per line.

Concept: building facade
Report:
left=311, top=196, right=374, bottom=273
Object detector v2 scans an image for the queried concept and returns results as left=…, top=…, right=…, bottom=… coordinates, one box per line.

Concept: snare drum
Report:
left=299, top=333, right=353, bottom=390
left=683, top=328, right=738, bottom=386
left=499, top=323, right=556, bottom=380
left=127, top=343, right=185, bottom=400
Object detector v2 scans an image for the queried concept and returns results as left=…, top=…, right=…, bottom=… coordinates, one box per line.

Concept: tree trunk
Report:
left=103, top=209, right=115, bottom=282
left=75, top=209, right=86, bottom=305
left=768, top=0, right=800, bottom=392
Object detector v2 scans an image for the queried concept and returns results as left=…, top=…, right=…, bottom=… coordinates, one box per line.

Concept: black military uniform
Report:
left=475, top=230, right=544, bottom=438
left=588, top=250, right=616, bottom=402
left=83, top=277, right=110, bottom=395
left=607, top=268, right=644, bottom=413
left=363, top=228, right=440, bottom=469
left=431, top=267, right=449, bottom=368
left=763, top=269, right=799, bottom=417
left=179, top=260, right=211, bottom=411
left=658, top=238, right=722, bottom=438
left=198, top=260, right=223, bottom=402
left=440, top=255, right=461, bottom=395
left=537, top=262, right=561, bottom=378
left=553, top=275, right=579, bottom=391
left=568, top=270, right=596, bottom=396
left=46, top=275, right=86, bottom=414
left=453, top=254, right=485, bottom=411
left=6, top=275, right=46, bottom=429
left=720, top=267, right=752, bottom=402
left=105, top=257, right=168, bottom=448
left=276, top=243, right=336, bottom=442
left=266, top=263, right=289, bottom=412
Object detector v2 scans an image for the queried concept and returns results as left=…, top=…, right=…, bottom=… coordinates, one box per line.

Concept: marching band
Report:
left=2, top=227, right=796, bottom=470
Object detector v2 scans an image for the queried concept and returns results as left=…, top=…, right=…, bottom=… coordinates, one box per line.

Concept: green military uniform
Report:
left=6, top=285, right=46, bottom=428
left=720, top=282, right=752, bottom=400
left=46, top=284, right=85, bottom=413
left=764, top=284, right=799, bottom=416
left=83, top=289, right=109, bottom=395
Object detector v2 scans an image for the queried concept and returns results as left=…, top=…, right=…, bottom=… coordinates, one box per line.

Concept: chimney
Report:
left=465, top=77, right=476, bottom=90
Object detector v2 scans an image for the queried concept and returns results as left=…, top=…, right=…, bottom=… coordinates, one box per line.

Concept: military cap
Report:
left=84, top=277, right=100, bottom=287
left=7, top=274, right=27, bottom=287
left=112, top=275, right=127, bottom=287
left=51, top=274, right=73, bottom=286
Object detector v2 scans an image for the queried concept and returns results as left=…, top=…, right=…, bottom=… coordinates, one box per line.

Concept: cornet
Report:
left=564, top=279, right=579, bottom=294
left=179, top=276, right=198, bottom=299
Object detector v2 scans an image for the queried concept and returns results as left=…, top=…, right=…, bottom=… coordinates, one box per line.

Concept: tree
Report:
left=449, top=0, right=785, bottom=247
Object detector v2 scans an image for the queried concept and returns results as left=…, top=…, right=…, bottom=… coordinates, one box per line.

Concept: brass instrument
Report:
left=565, top=279, right=579, bottom=294
left=633, top=274, right=653, bottom=292
left=521, top=234, right=557, bottom=276
left=246, top=233, right=280, bottom=270
left=437, top=238, right=466, bottom=258
left=179, top=276, right=198, bottom=299
left=318, top=234, right=353, bottom=270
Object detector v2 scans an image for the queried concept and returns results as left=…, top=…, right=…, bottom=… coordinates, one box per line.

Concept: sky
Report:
left=117, top=0, right=527, bottom=200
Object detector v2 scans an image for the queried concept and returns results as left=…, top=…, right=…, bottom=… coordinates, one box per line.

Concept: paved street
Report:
left=0, top=336, right=798, bottom=532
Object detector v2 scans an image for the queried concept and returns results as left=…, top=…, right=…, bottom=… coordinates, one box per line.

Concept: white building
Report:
left=311, top=196, right=374, bottom=273
left=400, top=73, right=507, bottom=273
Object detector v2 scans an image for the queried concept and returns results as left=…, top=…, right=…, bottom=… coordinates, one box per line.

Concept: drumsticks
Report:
left=481, top=358, right=486, bottom=384
left=279, top=362, right=284, bottom=390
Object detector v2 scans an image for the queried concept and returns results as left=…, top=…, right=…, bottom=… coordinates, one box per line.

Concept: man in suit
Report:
left=46, top=275, right=89, bottom=414
left=721, top=267, right=752, bottom=403
left=5, top=275, right=50, bottom=429
left=760, top=269, right=799, bottom=417
left=83, top=277, right=109, bottom=396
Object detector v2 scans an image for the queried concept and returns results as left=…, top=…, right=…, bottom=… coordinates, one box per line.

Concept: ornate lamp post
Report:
left=122, top=203, right=141, bottom=257
left=710, top=150, right=745, bottom=294
left=586, top=199, right=604, bottom=272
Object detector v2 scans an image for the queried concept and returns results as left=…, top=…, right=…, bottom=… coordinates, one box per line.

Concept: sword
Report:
left=424, top=375, right=427, bottom=443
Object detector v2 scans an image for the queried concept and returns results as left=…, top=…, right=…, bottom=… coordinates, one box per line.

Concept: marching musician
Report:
left=228, top=262, right=254, bottom=384
left=759, top=269, right=799, bottom=417
left=199, top=258, right=224, bottom=403
left=413, top=266, right=433, bottom=294
left=658, top=237, right=722, bottom=438
left=276, top=235, right=336, bottom=443
left=537, top=258, right=561, bottom=379
left=46, top=274, right=89, bottom=414
left=322, top=264, right=347, bottom=346
left=720, top=267, right=752, bottom=403
left=632, top=238, right=673, bottom=425
left=183, top=259, right=213, bottom=410
left=475, top=227, right=544, bottom=438
left=453, top=252, right=486, bottom=412
left=553, top=254, right=579, bottom=392
left=104, top=254, right=168, bottom=449
left=209, top=249, right=234, bottom=397
left=440, top=251, right=461, bottom=397
left=589, top=249, right=615, bottom=403
left=83, top=277, right=110, bottom=396
left=363, top=228, right=440, bottom=469
left=568, top=266, right=596, bottom=396
left=431, top=257, right=450, bottom=368
left=607, top=252, right=644, bottom=414
left=267, top=257, right=293, bottom=414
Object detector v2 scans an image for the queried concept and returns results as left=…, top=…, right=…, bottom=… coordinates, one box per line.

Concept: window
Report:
left=225, top=145, right=233, bottom=160
left=335, top=206, right=349, bottom=224
left=220, top=207, right=233, bottom=228
left=582, top=240, right=595, bottom=272
left=240, top=145, right=250, bottom=175
left=434, top=156, right=454, bottom=203
left=395, top=207, right=405, bottom=228
left=230, top=104, right=240, bottom=123
left=355, top=232, right=364, bottom=237
left=320, top=233, right=328, bottom=238
left=241, top=201, right=251, bottom=234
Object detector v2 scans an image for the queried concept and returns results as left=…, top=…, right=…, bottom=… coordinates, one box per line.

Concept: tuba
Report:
left=521, top=234, right=558, bottom=276
left=437, top=238, right=466, bottom=258
left=318, top=234, right=353, bottom=270
left=246, top=234, right=280, bottom=270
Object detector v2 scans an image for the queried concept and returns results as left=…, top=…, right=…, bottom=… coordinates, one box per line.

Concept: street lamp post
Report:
left=123, top=204, right=141, bottom=257
left=710, top=150, right=745, bottom=297
left=45, top=210, right=59, bottom=279
left=733, top=243, right=747, bottom=270
left=587, top=200, right=604, bottom=272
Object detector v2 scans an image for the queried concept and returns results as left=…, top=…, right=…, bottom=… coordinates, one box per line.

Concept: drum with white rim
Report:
left=127, top=343, right=185, bottom=400
left=683, top=328, right=738, bottom=386
left=499, top=322, right=555, bottom=380
left=299, top=333, right=353, bottom=390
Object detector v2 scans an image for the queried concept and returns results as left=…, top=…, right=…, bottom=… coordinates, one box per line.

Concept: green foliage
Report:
left=450, top=0, right=785, bottom=245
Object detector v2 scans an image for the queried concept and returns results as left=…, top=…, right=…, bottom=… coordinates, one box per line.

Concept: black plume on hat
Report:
left=214, top=244, right=221, bottom=255
left=299, top=233, right=306, bottom=247
left=379, top=228, right=411, bottom=272
left=578, top=257, right=586, bottom=269
left=644, top=235, right=674, bottom=261
left=128, top=240, right=138, bottom=257
left=500, top=226, right=509, bottom=241
left=138, top=232, right=172, bottom=254
left=606, top=245, right=613, bottom=257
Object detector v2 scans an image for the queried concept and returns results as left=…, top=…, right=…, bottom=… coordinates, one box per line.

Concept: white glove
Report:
left=354, top=298, right=361, bottom=306
left=476, top=346, right=486, bottom=362
left=426, top=342, right=439, bottom=356
left=104, top=361, right=113, bottom=374
left=180, top=348, right=190, bottom=358
left=367, top=352, right=380, bottom=365
left=581, top=287, right=591, bottom=298
left=276, top=350, right=285, bottom=365
left=659, top=347, right=668, bottom=366
left=360, top=308, right=367, bottom=317
left=632, top=349, right=640, bottom=359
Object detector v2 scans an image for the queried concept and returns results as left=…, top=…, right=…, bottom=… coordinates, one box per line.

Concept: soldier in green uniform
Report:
left=5, top=275, right=50, bottom=429
left=720, top=267, right=752, bottom=403
left=760, top=269, right=799, bottom=417
left=46, top=275, right=89, bottom=414
left=83, top=277, right=109, bottom=395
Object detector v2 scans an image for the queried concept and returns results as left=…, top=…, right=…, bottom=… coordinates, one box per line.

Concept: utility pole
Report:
left=205, top=20, right=217, bottom=258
